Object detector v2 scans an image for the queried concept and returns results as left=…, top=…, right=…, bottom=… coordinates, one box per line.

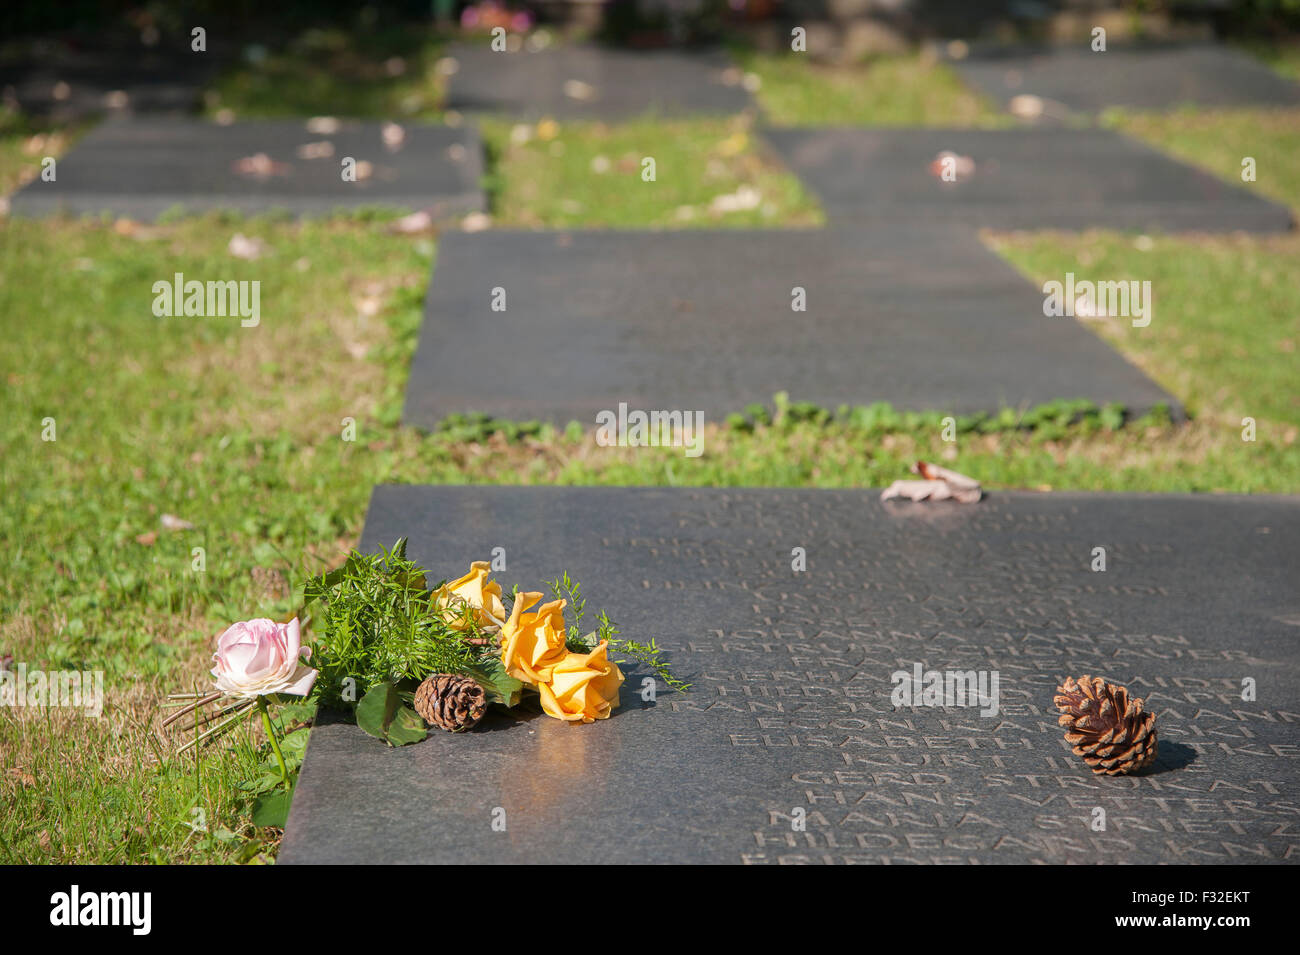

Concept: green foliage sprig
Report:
left=302, top=539, right=485, bottom=708
left=549, top=572, right=690, bottom=693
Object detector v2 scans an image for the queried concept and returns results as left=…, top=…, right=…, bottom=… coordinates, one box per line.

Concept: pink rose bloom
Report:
left=211, top=617, right=317, bottom=699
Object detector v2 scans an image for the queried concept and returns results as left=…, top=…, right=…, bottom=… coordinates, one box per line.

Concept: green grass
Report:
left=205, top=26, right=449, bottom=121
left=1107, top=107, right=1300, bottom=214
left=1239, top=39, right=1300, bottom=81
left=2, top=38, right=1298, bottom=863
left=481, top=115, right=823, bottom=228
left=734, top=49, right=1011, bottom=127
left=3, top=212, right=1297, bottom=861
left=990, top=230, right=1300, bottom=428
left=0, top=108, right=84, bottom=200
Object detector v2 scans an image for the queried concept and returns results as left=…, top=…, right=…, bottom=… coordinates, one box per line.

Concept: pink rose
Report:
left=211, top=617, right=317, bottom=699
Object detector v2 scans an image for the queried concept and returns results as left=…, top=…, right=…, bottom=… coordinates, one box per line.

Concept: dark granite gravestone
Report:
left=443, top=43, right=753, bottom=119
left=280, top=485, right=1300, bottom=864
left=7, top=117, right=485, bottom=220
left=952, top=44, right=1300, bottom=115
left=763, top=127, right=1293, bottom=233
left=401, top=226, right=1180, bottom=428
left=0, top=38, right=221, bottom=122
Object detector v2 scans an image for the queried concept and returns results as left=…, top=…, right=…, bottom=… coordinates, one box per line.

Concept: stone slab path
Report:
left=443, top=43, right=753, bottom=119
left=8, top=117, right=485, bottom=220
left=280, top=485, right=1300, bottom=865
left=402, top=226, right=1180, bottom=428
left=763, top=126, right=1293, bottom=232
left=952, top=44, right=1300, bottom=115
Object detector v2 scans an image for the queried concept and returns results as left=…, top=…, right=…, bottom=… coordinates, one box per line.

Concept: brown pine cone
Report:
left=414, top=673, right=487, bottom=732
left=1054, top=675, right=1158, bottom=776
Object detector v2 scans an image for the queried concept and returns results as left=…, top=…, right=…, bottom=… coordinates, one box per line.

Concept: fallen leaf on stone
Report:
left=233, top=153, right=290, bottom=179
left=214, top=108, right=237, bottom=126
left=296, top=140, right=334, bottom=160
left=103, top=89, right=129, bottom=109
left=390, top=210, right=435, bottom=234
left=563, top=79, right=596, bottom=101
left=160, top=513, right=196, bottom=531
left=446, top=143, right=467, bottom=162
left=881, top=461, right=982, bottom=504
left=351, top=159, right=374, bottom=181
left=461, top=211, right=491, bottom=232
left=306, top=116, right=341, bottom=134
left=227, top=233, right=265, bottom=260
left=928, top=150, right=975, bottom=180
left=382, top=122, right=405, bottom=150
left=1009, top=94, right=1044, bottom=120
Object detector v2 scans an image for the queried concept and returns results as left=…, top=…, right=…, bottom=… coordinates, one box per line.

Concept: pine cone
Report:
left=1054, top=675, right=1158, bottom=776
left=414, top=674, right=487, bottom=732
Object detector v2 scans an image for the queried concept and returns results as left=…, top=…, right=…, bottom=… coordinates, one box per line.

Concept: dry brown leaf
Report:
left=881, top=461, right=982, bottom=504
left=8, top=768, right=36, bottom=787
left=232, top=153, right=290, bottom=179
left=389, top=210, right=434, bottom=234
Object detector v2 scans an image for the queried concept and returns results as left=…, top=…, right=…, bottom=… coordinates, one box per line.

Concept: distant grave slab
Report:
left=7, top=117, right=485, bottom=220
left=763, top=127, right=1293, bottom=232
left=0, top=41, right=219, bottom=121
left=952, top=44, right=1300, bottom=114
left=402, top=227, right=1180, bottom=427
left=280, top=485, right=1300, bottom=864
left=443, top=43, right=752, bottom=118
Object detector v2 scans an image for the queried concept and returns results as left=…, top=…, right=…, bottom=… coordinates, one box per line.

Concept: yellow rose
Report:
left=537, top=642, right=625, bottom=723
left=434, top=561, right=506, bottom=631
left=499, top=592, right=568, bottom=685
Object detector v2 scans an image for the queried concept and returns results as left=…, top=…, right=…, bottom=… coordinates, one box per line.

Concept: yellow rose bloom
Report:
left=537, top=642, right=625, bottom=723
left=434, top=561, right=506, bottom=630
left=499, top=592, right=568, bottom=685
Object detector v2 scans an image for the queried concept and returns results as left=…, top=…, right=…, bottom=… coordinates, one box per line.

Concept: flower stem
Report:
left=257, top=696, right=290, bottom=787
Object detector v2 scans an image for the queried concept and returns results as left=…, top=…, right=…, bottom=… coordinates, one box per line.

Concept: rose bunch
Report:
left=498, top=590, right=624, bottom=723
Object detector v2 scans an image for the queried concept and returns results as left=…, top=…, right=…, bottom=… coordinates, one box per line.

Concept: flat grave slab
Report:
left=402, top=226, right=1180, bottom=427
left=952, top=44, right=1300, bottom=114
left=0, top=40, right=219, bottom=121
left=280, top=485, right=1300, bottom=864
left=443, top=43, right=752, bottom=119
left=763, top=127, right=1293, bottom=233
left=7, top=117, right=485, bottom=220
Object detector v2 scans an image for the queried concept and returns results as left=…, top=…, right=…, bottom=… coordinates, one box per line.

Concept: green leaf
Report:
left=385, top=703, right=428, bottom=745
left=356, top=680, right=428, bottom=746
left=238, top=771, right=285, bottom=795
left=467, top=656, right=525, bottom=708
left=251, top=789, right=293, bottom=828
